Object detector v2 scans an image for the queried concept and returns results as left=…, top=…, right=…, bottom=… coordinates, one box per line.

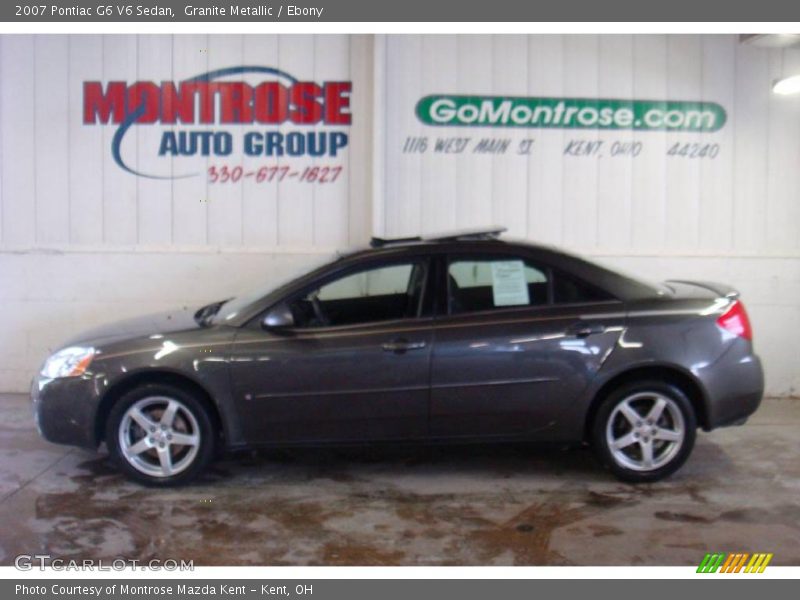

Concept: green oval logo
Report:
left=416, top=95, right=726, bottom=132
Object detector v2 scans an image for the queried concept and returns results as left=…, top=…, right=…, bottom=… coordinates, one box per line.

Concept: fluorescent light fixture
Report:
left=773, top=74, right=800, bottom=95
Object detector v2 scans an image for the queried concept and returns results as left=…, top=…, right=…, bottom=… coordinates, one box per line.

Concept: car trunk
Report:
left=662, top=280, right=740, bottom=300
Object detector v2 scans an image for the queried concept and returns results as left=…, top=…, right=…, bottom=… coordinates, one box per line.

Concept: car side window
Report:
left=448, top=257, right=549, bottom=314
left=552, top=271, right=615, bottom=304
left=289, top=261, right=428, bottom=328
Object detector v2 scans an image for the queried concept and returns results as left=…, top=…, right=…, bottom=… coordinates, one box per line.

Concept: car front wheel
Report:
left=592, top=380, right=696, bottom=483
left=106, top=384, right=215, bottom=486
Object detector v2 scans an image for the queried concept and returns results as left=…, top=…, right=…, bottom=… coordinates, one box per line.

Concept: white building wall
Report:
left=1, top=33, right=799, bottom=396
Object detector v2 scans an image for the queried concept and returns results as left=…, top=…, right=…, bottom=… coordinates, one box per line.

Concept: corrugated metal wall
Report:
left=381, top=35, right=800, bottom=257
left=0, top=34, right=373, bottom=250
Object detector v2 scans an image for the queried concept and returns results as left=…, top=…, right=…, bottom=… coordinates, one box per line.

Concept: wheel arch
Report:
left=583, top=364, right=710, bottom=441
left=94, top=369, right=225, bottom=447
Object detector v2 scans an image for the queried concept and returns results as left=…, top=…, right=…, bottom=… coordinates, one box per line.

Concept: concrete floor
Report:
left=0, top=393, right=798, bottom=566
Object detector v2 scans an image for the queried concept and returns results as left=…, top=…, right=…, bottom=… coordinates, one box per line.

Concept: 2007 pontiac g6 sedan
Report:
left=32, top=229, right=764, bottom=485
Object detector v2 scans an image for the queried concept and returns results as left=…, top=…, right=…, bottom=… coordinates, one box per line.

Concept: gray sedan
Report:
left=32, top=229, right=764, bottom=485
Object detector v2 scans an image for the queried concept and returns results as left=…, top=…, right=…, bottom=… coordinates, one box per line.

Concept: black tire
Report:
left=591, top=380, right=697, bottom=483
left=105, top=383, right=215, bottom=486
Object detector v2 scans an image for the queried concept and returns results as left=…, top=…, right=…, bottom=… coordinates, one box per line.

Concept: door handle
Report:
left=567, top=322, right=606, bottom=338
left=382, top=339, right=427, bottom=353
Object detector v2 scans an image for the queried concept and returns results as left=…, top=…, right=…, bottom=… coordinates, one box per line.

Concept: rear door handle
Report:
left=567, top=322, right=606, bottom=338
left=382, top=339, right=427, bottom=353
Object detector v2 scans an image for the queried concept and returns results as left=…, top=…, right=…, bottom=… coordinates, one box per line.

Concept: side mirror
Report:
left=261, top=304, right=295, bottom=331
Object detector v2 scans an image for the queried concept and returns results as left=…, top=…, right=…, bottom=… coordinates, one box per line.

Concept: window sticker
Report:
left=491, top=260, right=530, bottom=307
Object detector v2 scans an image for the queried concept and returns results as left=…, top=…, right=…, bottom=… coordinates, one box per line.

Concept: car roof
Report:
left=341, top=228, right=561, bottom=260
left=369, top=226, right=508, bottom=248
left=339, top=237, right=558, bottom=262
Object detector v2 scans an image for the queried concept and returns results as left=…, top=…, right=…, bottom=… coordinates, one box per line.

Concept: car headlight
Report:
left=40, top=346, right=96, bottom=379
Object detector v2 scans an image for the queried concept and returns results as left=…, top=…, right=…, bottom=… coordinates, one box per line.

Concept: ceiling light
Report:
left=773, top=75, right=800, bottom=95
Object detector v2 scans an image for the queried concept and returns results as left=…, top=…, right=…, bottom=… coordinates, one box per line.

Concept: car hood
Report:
left=63, top=307, right=203, bottom=348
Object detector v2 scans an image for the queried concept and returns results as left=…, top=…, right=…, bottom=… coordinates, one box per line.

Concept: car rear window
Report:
left=448, top=258, right=549, bottom=314
left=447, top=256, right=615, bottom=314
left=552, top=272, right=615, bottom=304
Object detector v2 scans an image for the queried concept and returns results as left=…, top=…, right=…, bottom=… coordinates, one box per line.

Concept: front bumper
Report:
left=31, top=375, right=102, bottom=449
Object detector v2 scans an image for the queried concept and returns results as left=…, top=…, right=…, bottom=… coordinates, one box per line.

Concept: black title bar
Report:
left=3, top=0, right=800, bottom=22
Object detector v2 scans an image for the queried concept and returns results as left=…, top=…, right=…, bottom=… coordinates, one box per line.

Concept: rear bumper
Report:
left=31, top=375, right=101, bottom=449
left=701, top=346, right=764, bottom=430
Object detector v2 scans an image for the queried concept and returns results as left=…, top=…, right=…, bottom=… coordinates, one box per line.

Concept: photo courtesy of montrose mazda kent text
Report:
left=31, top=229, right=764, bottom=485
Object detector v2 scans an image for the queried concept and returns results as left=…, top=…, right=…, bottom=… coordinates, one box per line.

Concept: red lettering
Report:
left=196, top=83, right=216, bottom=125
left=289, top=82, right=322, bottom=124
left=218, top=82, right=253, bottom=124
left=127, top=82, right=160, bottom=123
left=254, top=82, right=289, bottom=124
left=83, top=81, right=127, bottom=124
left=161, top=82, right=197, bottom=124
left=323, top=82, right=351, bottom=125
left=83, top=77, right=352, bottom=126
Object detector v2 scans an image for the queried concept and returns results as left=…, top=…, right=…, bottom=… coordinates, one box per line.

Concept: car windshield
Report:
left=209, top=255, right=337, bottom=324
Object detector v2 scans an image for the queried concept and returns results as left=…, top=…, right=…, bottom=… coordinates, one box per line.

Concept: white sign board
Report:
left=491, top=260, right=530, bottom=307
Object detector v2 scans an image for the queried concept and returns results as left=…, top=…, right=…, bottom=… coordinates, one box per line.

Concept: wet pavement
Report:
left=1, top=393, right=799, bottom=566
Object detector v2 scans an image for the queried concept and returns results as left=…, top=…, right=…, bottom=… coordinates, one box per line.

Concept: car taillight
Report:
left=716, top=300, right=752, bottom=341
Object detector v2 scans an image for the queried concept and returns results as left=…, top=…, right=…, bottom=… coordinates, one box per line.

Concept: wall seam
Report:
left=32, top=36, right=38, bottom=245
left=0, top=36, right=4, bottom=245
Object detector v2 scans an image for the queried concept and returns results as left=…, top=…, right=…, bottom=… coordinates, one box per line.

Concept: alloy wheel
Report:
left=118, top=396, right=201, bottom=478
left=605, top=391, right=685, bottom=472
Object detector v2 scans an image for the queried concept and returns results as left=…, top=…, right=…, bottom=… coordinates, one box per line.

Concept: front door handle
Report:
left=567, top=322, right=606, bottom=338
left=382, top=339, right=427, bottom=354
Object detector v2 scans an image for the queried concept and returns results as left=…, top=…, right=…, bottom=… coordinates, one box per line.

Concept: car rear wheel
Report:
left=592, top=380, right=696, bottom=483
left=106, top=384, right=215, bottom=486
